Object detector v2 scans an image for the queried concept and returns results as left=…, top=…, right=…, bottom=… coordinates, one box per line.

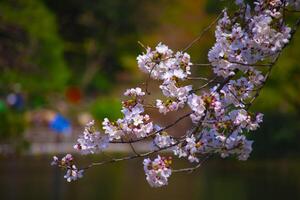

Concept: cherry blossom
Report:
left=50, top=0, right=300, bottom=188
left=74, top=120, right=109, bottom=154
left=143, top=156, right=172, bottom=187
left=51, top=154, right=84, bottom=182
left=153, top=132, right=175, bottom=149
left=64, top=165, right=84, bottom=182
left=102, top=88, right=154, bottom=140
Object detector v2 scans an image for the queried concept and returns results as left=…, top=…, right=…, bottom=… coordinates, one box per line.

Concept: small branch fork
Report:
left=172, top=154, right=212, bottom=173
left=80, top=8, right=300, bottom=176
left=182, top=11, right=225, bottom=52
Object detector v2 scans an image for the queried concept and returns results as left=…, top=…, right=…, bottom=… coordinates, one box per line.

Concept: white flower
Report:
left=74, top=120, right=109, bottom=154
left=187, top=94, right=206, bottom=123
left=61, top=154, right=74, bottom=165
left=160, top=79, right=192, bottom=101
left=156, top=43, right=172, bottom=54
left=51, top=154, right=84, bottom=182
left=230, top=109, right=250, bottom=128
left=188, top=155, right=199, bottom=163
left=143, top=155, right=172, bottom=187
left=246, top=68, right=265, bottom=86
left=173, top=146, right=188, bottom=158
left=133, top=121, right=154, bottom=138
left=64, top=165, right=84, bottom=182
left=156, top=99, right=183, bottom=114
left=222, top=132, right=253, bottom=161
left=228, top=109, right=263, bottom=132
left=247, top=113, right=264, bottom=131
left=153, top=133, right=175, bottom=148
left=102, top=118, right=124, bottom=140
left=137, top=43, right=192, bottom=81
left=51, top=156, right=59, bottom=166
left=124, top=87, right=145, bottom=97
left=174, top=135, right=200, bottom=163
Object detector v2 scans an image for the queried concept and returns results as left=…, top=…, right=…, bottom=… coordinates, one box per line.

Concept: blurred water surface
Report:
left=0, top=156, right=299, bottom=200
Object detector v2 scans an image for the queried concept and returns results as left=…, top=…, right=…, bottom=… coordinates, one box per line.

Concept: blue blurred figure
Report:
left=6, top=93, right=25, bottom=111
left=49, top=113, right=72, bottom=135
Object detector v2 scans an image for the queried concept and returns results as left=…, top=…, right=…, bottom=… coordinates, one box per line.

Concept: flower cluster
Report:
left=174, top=83, right=264, bottom=162
left=102, top=87, right=153, bottom=140
left=156, top=79, right=192, bottom=114
left=143, top=155, right=172, bottom=187
left=153, top=131, right=176, bottom=149
left=74, top=120, right=109, bottom=154
left=188, top=91, right=223, bottom=123
left=171, top=0, right=291, bottom=163
left=51, top=154, right=83, bottom=182
left=137, top=43, right=191, bottom=80
left=137, top=43, right=193, bottom=114
left=221, top=69, right=264, bottom=108
left=208, top=2, right=291, bottom=78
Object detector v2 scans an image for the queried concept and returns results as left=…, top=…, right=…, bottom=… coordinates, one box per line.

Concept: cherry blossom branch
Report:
left=51, top=1, right=300, bottom=187
left=79, top=69, right=247, bottom=174
left=83, top=109, right=213, bottom=172
left=187, top=77, right=209, bottom=81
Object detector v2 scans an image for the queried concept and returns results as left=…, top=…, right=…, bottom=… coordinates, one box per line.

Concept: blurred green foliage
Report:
left=0, top=109, right=26, bottom=139
left=43, top=0, right=155, bottom=92
left=0, top=0, right=69, bottom=144
left=0, top=0, right=69, bottom=93
left=90, top=97, right=122, bottom=122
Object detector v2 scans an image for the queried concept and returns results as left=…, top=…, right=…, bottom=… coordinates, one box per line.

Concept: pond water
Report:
left=0, top=156, right=299, bottom=200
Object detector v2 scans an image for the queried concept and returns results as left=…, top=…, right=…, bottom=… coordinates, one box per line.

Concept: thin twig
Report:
left=187, top=77, right=209, bottom=81
left=191, top=63, right=212, bottom=66
left=129, top=143, right=140, bottom=156
left=191, top=76, right=218, bottom=92
left=172, top=154, right=211, bottom=173
left=223, top=60, right=272, bottom=67
left=182, top=11, right=224, bottom=52
left=138, top=41, right=147, bottom=50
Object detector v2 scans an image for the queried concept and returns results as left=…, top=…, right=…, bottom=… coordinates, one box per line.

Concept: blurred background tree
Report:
left=0, top=0, right=69, bottom=149
left=0, top=0, right=69, bottom=95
